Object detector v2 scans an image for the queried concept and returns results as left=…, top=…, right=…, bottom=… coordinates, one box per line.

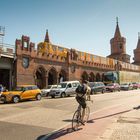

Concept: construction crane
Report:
left=0, top=26, right=5, bottom=48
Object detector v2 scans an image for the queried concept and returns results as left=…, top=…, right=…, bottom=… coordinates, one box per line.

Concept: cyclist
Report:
left=75, top=80, right=92, bottom=123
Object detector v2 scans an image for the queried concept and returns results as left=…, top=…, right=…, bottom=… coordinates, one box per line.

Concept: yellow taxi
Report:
left=0, top=85, right=42, bottom=103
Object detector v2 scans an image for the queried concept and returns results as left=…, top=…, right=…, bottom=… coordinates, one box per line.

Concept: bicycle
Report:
left=72, top=104, right=90, bottom=131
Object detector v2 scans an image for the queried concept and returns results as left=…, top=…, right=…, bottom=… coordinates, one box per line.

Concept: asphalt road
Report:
left=0, top=90, right=140, bottom=140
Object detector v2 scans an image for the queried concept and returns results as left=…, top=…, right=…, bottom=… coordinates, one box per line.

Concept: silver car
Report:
left=120, top=83, right=133, bottom=90
left=49, top=81, right=80, bottom=98
left=41, top=85, right=58, bottom=97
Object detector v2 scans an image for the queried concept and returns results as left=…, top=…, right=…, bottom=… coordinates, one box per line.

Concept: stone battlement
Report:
left=15, top=35, right=140, bottom=73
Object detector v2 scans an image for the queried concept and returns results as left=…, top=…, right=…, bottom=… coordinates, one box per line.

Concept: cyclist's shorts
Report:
left=76, top=96, right=86, bottom=109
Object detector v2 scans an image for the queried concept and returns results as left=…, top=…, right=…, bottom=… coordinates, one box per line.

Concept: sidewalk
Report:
left=100, top=105, right=140, bottom=140
left=38, top=104, right=140, bottom=140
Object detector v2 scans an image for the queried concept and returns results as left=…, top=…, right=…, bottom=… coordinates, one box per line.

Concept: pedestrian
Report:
left=0, top=84, right=4, bottom=93
left=84, top=80, right=92, bottom=101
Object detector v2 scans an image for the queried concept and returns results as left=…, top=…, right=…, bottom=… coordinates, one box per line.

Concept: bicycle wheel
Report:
left=72, top=110, right=81, bottom=131
left=83, top=106, right=90, bottom=123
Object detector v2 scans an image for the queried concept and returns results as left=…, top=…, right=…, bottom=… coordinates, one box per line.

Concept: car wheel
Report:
left=112, top=89, right=115, bottom=92
left=51, top=95, right=55, bottom=98
left=102, top=89, right=105, bottom=94
left=36, top=94, right=42, bottom=100
left=61, top=92, right=66, bottom=98
left=12, top=96, right=20, bottom=103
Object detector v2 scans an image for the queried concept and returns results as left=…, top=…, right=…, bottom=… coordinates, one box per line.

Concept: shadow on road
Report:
left=36, top=127, right=82, bottom=140
left=93, top=109, right=132, bottom=121
left=62, top=119, right=72, bottom=122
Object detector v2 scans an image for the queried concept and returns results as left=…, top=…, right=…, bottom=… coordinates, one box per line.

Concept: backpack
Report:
left=75, top=84, right=87, bottom=94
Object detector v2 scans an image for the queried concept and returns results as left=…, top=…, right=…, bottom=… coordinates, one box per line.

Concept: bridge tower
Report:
left=133, top=33, right=140, bottom=65
left=107, top=18, right=130, bottom=63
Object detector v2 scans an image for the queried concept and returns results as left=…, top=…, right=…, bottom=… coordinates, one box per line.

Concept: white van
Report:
left=49, top=80, right=80, bottom=98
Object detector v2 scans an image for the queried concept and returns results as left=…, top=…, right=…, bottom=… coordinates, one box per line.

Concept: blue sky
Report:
left=0, top=0, right=140, bottom=62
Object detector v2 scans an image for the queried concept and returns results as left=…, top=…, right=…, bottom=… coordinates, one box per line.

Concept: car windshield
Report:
left=59, top=83, right=67, bottom=88
left=47, top=85, right=52, bottom=89
left=14, top=87, right=24, bottom=91
left=52, top=85, right=58, bottom=89
left=89, top=82, right=95, bottom=87
left=121, top=83, right=128, bottom=85
left=107, top=83, right=114, bottom=86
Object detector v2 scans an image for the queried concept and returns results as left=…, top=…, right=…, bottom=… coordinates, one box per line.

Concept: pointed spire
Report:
left=136, top=32, right=140, bottom=49
left=138, top=32, right=140, bottom=40
left=114, top=17, right=121, bottom=38
left=44, top=29, right=50, bottom=43
left=116, top=17, right=118, bottom=25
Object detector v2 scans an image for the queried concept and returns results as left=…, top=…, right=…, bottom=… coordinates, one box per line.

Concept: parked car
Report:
left=0, top=85, right=42, bottom=103
left=105, top=83, right=120, bottom=92
left=89, top=82, right=106, bottom=94
left=120, top=83, right=133, bottom=90
left=131, top=82, right=140, bottom=89
left=49, top=81, right=80, bottom=98
left=41, top=85, right=58, bottom=97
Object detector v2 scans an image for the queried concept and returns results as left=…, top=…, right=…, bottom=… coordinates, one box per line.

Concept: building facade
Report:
left=15, top=24, right=140, bottom=89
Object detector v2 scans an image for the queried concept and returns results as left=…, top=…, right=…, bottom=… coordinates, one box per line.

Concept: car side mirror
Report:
left=22, top=89, right=26, bottom=92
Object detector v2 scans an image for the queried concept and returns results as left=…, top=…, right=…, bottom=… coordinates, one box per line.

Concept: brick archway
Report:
left=59, top=69, right=67, bottom=83
left=102, top=73, right=105, bottom=82
left=48, top=67, right=57, bottom=85
left=96, top=73, right=101, bottom=82
left=34, top=66, right=46, bottom=89
left=81, top=71, right=89, bottom=82
left=89, top=72, right=95, bottom=82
